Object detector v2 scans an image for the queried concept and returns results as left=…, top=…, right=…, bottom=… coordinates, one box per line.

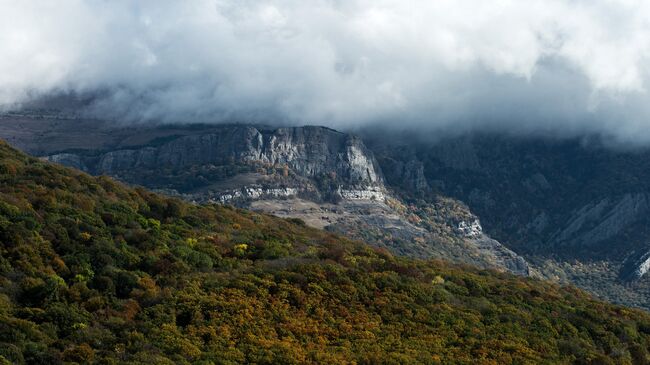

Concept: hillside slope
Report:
left=367, top=133, right=650, bottom=309
left=0, top=117, right=529, bottom=276
left=2, top=141, right=650, bottom=364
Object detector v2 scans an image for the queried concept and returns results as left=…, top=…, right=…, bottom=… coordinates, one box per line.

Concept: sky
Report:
left=2, top=0, right=650, bottom=143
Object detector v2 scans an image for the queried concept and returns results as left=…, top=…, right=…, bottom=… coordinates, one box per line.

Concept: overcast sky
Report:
left=2, top=1, right=650, bottom=143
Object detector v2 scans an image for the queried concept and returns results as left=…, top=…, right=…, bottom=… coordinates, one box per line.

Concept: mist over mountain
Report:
left=5, top=1, right=650, bottom=144
left=9, top=3, right=650, bottom=362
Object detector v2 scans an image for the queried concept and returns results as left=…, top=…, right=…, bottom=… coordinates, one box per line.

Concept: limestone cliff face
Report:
left=261, top=127, right=382, bottom=184
left=92, top=126, right=265, bottom=173
left=46, top=125, right=383, bottom=188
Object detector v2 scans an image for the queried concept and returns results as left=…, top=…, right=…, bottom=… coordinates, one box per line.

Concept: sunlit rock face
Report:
left=215, top=187, right=300, bottom=204
left=457, top=220, right=483, bottom=238
left=338, top=186, right=386, bottom=201
left=45, top=125, right=383, bottom=191
left=261, top=127, right=383, bottom=185
left=620, top=251, right=650, bottom=281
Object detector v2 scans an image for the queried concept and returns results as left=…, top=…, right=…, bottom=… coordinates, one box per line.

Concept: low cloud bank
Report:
left=3, top=1, right=650, bottom=143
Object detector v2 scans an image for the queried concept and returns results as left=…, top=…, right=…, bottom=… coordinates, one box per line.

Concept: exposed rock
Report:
left=251, top=197, right=529, bottom=276
left=214, top=186, right=300, bottom=203
left=45, top=125, right=383, bottom=190
left=457, top=219, right=483, bottom=238
left=338, top=186, right=386, bottom=201
left=553, top=194, right=649, bottom=246
left=621, top=250, right=650, bottom=281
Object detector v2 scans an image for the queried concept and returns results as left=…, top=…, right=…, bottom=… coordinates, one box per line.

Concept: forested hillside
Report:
left=1, top=140, right=650, bottom=364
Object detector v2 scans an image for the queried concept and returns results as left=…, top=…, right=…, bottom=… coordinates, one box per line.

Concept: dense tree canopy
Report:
left=1, top=140, right=650, bottom=364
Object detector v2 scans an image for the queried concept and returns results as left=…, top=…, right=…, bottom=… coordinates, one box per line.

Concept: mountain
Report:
left=1, top=114, right=529, bottom=277
left=9, top=110, right=650, bottom=310
left=3, top=141, right=650, bottom=363
left=367, top=132, right=650, bottom=309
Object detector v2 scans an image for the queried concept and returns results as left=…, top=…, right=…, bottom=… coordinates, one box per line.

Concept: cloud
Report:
left=2, top=0, right=650, bottom=143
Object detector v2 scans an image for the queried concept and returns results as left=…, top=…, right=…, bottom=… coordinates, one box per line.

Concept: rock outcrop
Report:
left=457, top=219, right=483, bottom=238
left=552, top=194, right=650, bottom=247
left=47, top=126, right=383, bottom=188
left=620, top=250, right=650, bottom=281
left=215, top=187, right=300, bottom=204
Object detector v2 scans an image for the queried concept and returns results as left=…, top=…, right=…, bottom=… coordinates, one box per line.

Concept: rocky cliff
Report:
left=551, top=193, right=650, bottom=248
left=47, top=125, right=382, bottom=189
left=12, top=121, right=531, bottom=276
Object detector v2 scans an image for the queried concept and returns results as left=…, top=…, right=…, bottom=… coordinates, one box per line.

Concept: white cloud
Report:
left=2, top=0, right=650, bottom=142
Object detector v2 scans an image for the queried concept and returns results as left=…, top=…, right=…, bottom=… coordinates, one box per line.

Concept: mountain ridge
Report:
left=13, top=115, right=650, bottom=309
left=8, top=120, right=529, bottom=276
left=2, top=139, right=650, bottom=363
